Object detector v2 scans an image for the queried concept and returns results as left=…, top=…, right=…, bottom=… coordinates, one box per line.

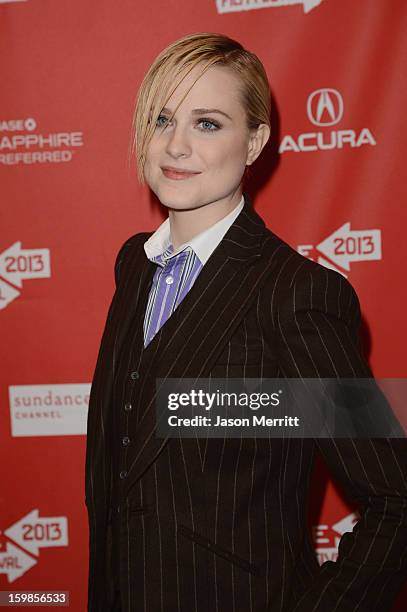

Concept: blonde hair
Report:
left=130, top=32, right=271, bottom=184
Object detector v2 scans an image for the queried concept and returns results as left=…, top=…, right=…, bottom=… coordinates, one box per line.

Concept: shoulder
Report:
left=259, top=227, right=361, bottom=323
left=114, top=231, right=152, bottom=286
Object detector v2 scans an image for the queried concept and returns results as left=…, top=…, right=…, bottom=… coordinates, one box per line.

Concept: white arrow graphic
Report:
left=216, top=0, right=323, bottom=15
left=316, top=223, right=381, bottom=271
left=315, top=512, right=359, bottom=563
left=0, top=542, right=37, bottom=582
left=303, top=0, right=323, bottom=12
left=0, top=279, right=20, bottom=310
left=332, top=512, right=359, bottom=536
left=0, top=242, right=51, bottom=288
left=4, top=509, right=68, bottom=556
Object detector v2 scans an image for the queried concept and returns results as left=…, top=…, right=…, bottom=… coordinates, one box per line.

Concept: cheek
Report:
left=144, top=147, right=160, bottom=182
left=145, top=139, right=161, bottom=165
left=143, top=160, right=152, bottom=185
left=205, top=136, right=248, bottom=171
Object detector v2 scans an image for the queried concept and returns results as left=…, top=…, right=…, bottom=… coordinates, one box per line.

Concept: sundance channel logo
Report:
left=216, top=0, right=324, bottom=14
left=0, top=117, right=84, bottom=165
left=9, top=384, right=91, bottom=437
left=280, top=88, right=376, bottom=153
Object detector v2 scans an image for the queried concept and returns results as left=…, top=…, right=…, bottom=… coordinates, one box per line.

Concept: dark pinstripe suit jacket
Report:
left=85, top=193, right=407, bottom=611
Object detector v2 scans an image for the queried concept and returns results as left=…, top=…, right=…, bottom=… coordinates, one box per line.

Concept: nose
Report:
left=164, top=123, right=192, bottom=159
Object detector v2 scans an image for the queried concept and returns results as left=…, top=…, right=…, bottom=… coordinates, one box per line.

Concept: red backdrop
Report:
left=1, top=0, right=406, bottom=609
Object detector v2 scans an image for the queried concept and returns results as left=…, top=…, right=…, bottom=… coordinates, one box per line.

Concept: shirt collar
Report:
left=144, top=195, right=244, bottom=265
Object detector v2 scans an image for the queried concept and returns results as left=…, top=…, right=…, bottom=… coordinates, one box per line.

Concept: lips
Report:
left=161, top=166, right=201, bottom=180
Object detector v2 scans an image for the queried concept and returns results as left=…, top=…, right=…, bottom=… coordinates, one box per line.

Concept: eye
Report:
left=197, top=118, right=220, bottom=132
left=155, top=115, right=170, bottom=128
left=154, top=115, right=221, bottom=132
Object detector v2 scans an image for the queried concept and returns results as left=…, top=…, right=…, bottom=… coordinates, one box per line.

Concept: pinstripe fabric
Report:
left=85, top=193, right=407, bottom=611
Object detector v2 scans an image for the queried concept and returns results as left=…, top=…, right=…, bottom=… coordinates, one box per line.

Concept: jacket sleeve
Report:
left=275, top=264, right=407, bottom=611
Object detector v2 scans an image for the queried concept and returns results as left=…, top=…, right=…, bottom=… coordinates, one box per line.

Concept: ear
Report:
left=246, top=124, right=271, bottom=166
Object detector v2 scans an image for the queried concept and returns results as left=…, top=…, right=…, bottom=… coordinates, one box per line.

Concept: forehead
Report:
left=163, top=64, right=244, bottom=114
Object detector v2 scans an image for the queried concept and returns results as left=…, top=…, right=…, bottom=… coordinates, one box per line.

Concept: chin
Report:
left=154, top=183, right=201, bottom=209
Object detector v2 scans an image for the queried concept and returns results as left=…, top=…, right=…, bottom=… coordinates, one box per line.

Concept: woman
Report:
left=85, top=33, right=407, bottom=611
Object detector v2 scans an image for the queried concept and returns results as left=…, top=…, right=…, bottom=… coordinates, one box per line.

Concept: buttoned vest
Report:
left=109, top=268, right=156, bottom=589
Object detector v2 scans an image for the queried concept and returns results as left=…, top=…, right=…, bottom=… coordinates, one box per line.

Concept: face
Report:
left=144, top=63, right=269, bottom=212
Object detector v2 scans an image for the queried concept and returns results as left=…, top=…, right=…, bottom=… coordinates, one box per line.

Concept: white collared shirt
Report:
left=144, top=195, right=244, bottom=265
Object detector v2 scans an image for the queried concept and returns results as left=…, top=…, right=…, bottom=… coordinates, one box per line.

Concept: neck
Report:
left=168, top=190, right=243, bottom=250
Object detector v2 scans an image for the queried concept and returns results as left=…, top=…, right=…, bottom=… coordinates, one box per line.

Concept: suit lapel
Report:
left=122, top=193, right=284, bottom=491
left=112, top=246, right=155, bottom=371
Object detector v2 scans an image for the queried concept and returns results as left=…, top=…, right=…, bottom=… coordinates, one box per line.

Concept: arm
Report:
left=276, top=264, right=407, bottom=611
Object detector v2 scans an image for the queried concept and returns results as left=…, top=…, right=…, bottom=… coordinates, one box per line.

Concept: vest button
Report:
left=119, top=470, right=127, bottom=479
left=122, top=436, right=131, bottom=446
left=130, top=371, right=139, bottom=380
left=124, top=402, right=132, bottom=412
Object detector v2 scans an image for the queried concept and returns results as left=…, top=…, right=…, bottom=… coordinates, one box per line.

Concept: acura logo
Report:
left=307, top=89, right=344, bottom=126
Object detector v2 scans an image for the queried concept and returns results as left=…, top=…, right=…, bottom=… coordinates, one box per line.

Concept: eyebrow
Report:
left=161, top=107, right=233, bottom=121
